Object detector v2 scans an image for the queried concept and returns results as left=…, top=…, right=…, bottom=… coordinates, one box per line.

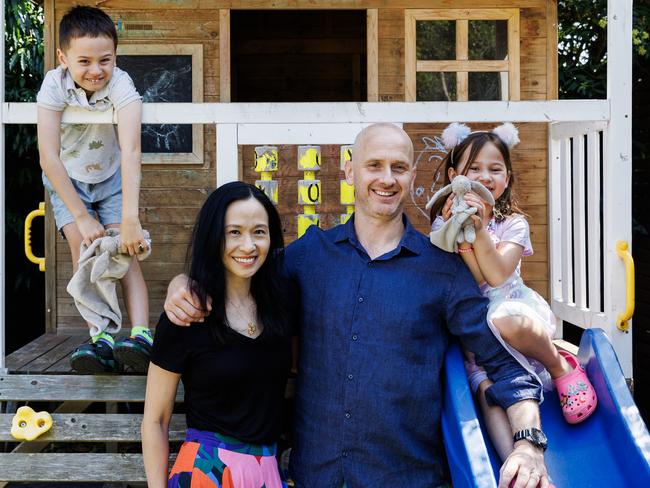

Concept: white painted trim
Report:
left=572, top=135, right=587, bottom=309
left=0, top=0, right=5, bottom=373
left=237, top=123, right=378, bottom=145
left=604, top=0, right=633, bottom=377
left=3, top=100, right=611, bottom=125
left=550, top=121, right=608, bottom=140
left=586, top=131, right=602, bottom=313
left=216, top=124, right=239, bottom=187
left=551, top=301, right=608, bottom=329
left=560, top=138, right=573, bottom=305
left=549, top=136, right=563, bottom=339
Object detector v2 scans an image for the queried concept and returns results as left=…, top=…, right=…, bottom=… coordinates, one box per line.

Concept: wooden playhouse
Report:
left=0, top=0, right=635, bottom=484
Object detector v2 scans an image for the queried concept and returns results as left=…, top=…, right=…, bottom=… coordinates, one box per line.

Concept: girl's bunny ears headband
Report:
left=441, top=122, right=520, bottom=151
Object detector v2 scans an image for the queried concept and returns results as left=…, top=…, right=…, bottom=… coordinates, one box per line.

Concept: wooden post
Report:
left=1, top=0, right=6, bottom=374
left=367, top=9, right=378, bottom=102
left=456, top=20, right=468, bottom=101
left=216, top=124, right=238, bottom=187
left=219, top=10, right=231, bottom=103
left=546, top=0, right=558, bottom=99
left=604, top=0, right=633, bottom=377
left=44, top=0, right=57, bottom=333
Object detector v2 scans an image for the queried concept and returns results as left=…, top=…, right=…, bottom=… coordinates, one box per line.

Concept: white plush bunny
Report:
left=426, top=175, right=495, bottom=244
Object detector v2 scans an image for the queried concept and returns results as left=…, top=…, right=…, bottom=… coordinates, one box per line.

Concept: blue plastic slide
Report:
left=442, top=328, right=650, bottom=487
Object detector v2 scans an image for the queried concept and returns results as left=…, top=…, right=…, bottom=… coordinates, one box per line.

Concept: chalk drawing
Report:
left=411, top=135, right=448, bottom=219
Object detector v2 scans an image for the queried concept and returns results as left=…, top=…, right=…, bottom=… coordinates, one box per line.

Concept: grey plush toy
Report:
left=425, top=175, right=495, bottom=250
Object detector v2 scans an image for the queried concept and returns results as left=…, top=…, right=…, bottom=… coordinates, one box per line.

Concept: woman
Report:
left=142, top=182, right=292, bottom=488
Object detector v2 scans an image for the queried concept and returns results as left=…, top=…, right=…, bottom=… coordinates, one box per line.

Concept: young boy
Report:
left=37, top=6, right=152, bottom=374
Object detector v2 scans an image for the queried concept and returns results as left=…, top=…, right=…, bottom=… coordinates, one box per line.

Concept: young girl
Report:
left=142, top=182, right=292, bottom=488
left=429, top=123, right=597, bottom=460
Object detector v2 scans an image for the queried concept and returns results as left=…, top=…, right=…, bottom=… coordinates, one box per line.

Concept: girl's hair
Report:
left=186, top=181, right=289, bottom=343
left=429, top=131, right=524, bottom=223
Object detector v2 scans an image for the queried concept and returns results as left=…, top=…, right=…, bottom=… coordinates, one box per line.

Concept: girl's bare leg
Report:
left=493, top=315, right=572, bottom=379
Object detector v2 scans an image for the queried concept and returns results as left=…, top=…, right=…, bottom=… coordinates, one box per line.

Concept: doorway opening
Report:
left=231, top=10, right=367, bottom=102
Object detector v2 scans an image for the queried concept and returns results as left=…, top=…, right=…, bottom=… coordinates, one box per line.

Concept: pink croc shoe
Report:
left=554, top=350, right=598, bottom=424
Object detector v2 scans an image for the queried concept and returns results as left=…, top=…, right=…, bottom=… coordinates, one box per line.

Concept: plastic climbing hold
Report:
left=10, top=406, right=53, bottom=441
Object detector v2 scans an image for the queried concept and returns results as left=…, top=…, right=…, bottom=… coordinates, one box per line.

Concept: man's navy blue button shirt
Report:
left=285, top=216, right=541, bottom=488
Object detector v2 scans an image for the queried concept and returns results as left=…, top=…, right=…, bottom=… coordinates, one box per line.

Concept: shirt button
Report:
left=358, top=297, right=364, bottom=303
left=352, top=334, right=358, bottom=341
left=347, top=374, right=354, bottom=380
left=345, top=412, right=351, bottom=419
left=342, top=450, right=348, bottom=458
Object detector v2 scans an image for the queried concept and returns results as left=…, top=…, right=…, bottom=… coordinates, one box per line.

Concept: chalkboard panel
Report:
left=117, top=54, right=193, bottom=154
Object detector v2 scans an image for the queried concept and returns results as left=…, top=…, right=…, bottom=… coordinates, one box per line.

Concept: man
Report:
left=164, top=124, right=549, bottom=488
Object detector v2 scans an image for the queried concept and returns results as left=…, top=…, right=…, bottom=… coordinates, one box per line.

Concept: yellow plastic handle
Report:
left=615, top=240, right=635, bottom=331
left=25, top=202, right=46, bottom=272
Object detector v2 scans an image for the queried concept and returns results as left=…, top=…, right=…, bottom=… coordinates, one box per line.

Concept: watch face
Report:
left=531, top=428, right=548, bottom=448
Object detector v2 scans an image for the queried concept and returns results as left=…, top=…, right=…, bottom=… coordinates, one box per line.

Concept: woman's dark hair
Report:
left=186, top=181, right=289, bottom=342
left=429, top=131, right=524, bottom=223
left=59, top=6, right=118, bottom=52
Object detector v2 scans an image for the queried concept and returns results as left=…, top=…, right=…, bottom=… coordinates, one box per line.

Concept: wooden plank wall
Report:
left=50, top=0, right=555, bottom=332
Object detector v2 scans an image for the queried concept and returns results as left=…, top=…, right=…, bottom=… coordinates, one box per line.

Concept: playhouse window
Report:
left=406, top=9, right=520, bottom=101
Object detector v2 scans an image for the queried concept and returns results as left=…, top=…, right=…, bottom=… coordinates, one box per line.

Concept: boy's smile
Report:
left=57, top=36, right=116, bottom=96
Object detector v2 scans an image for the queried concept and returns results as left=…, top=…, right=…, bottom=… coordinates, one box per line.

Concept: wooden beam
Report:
left=219, top=9, right=231, bottom=103
left=0, top=374, right=183, bottom=402
left=508, top=9, right=521, bottom=100
left=404, top=10, right=416, bottom=101
left=546, top=0, right=559, bottom=99
left=43, top=0, right=57, bottom=334
left=43, top=0, right=55, bottom=71
left=407, top=8, right=521, bottom=21
left=456, top=19, right=468, bottom=101
left=0, top=453, right=174, bottom=482
left=2, top=101, right=612, bottom=124
left=0, top=414, right=186, bottom=442
left=417, top=60, right=510, bottom=73
left=367, top=9, right=379, bottom=101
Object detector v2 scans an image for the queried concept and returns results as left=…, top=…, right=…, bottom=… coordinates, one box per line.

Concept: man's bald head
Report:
left=352, top=123, right=414, bottom=164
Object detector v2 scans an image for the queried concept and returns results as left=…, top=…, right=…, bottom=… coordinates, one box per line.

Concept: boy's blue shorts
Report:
left=42, top=169, right=123, bottom=231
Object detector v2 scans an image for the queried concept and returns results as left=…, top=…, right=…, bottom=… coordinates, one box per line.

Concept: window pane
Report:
left=416, top=20, right=455, bottom=60
left=417, top=72, right=457, bottom=101
left=468, top=72, right=508, bottom=100
left=468, top=20, right=508, bottom=60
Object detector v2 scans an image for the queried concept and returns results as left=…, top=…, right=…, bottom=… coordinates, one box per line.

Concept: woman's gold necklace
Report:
left=226, top=299, right=258, bottom=336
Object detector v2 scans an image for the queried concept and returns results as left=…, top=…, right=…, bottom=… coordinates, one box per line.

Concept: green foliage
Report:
left=4, top=0, right=44, bottom=235
left=558, top=0, right=607, bottom=99
left=5, top=0, right=43, bottom=102
left=558, top=0, right=650, bottom=99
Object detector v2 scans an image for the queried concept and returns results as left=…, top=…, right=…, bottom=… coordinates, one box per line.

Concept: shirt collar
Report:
left=63, top=68, right=77, bottom=92
left=333, top=213, right=426, bottom=256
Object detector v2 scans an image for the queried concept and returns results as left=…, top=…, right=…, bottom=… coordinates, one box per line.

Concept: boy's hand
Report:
left=120, top=217, right=149, bottom=256
left=76, top=214, right=106, bottom=247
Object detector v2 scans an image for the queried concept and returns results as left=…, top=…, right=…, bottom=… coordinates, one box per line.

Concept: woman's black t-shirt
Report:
left=151, top=312, right=292, bottom=445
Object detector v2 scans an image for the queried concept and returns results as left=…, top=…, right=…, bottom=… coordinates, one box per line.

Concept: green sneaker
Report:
left=114, top=327, right=153, bottom=374
left=70, top=340, right=119, bottom=374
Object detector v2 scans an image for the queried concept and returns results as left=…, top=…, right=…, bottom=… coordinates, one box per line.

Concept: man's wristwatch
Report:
left=513, top=428, right=548, bottom=452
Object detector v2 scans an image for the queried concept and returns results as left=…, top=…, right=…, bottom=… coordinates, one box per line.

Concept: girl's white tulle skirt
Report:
left=465, top=278, right=557, bottom=399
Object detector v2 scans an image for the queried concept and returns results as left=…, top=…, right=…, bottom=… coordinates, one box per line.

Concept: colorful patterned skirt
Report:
left=168, top=428, right=287, bottom=488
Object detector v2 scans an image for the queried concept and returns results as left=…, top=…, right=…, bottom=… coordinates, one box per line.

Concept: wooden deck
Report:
left=6, top=332, right=127, bottom=374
